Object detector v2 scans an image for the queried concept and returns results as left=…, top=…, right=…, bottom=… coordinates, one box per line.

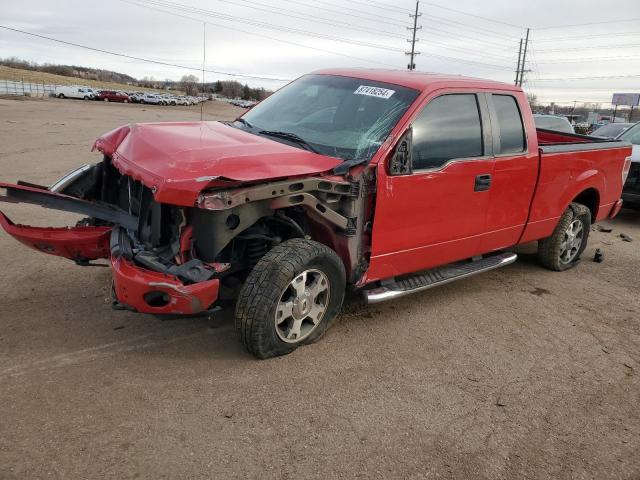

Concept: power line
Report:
left=0, top=24, right=291, bottom=81
left=535, top=74, right=640, bottom=81
left=197, top=0, right=409, bottom=40
left=533, top=18, right=640, bottom=30
left=535, top=43, right=640, bottom=53
left=533, top=31, right=640, bottom=42
left=130, top=0, right=407, bottom=53
left=419, top=1, right=524, bottom=30
left=283, top=0, right=410, bottom=28
left=128, top=0, right=518, bottom=71
left=536, top=55, right=640, bottom=64
left=122, top=0, right=401, bottom=68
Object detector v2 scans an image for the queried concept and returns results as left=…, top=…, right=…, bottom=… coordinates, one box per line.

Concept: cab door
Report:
left=367, top=92, right=495, bottom=282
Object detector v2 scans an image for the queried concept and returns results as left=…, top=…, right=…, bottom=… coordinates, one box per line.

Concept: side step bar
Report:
left=365, top=252, right=517, bottom=304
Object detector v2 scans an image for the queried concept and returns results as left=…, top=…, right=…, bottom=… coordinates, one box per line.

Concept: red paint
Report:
left=111, top=256, right=220, bottom=315
left=0, top=211, right=111, bottom=261
left=92, top=122, right=342, bottom=206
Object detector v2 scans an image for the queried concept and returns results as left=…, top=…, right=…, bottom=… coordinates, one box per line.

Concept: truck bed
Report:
left=518, top=129, right=632, bottom=244
left=537, top=128, right=623, bottom=152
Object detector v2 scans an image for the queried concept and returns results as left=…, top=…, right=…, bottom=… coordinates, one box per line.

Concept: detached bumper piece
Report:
left=109, top=227, right=220, bottom=315
left=111, top=256, right=220, bottom=315
left=0, top=211, right=111, bottom=262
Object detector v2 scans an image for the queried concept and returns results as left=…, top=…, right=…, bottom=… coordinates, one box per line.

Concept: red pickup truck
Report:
left=0, top=69, right=633, bottom=358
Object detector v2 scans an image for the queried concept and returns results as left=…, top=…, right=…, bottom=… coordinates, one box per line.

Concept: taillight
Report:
left=622, top=156, right=632, bottom=184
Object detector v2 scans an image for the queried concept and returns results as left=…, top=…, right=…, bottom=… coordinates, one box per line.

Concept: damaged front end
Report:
left=0, top=157, right=224, bottom=315
left=0, top=150, right=367, bottom=316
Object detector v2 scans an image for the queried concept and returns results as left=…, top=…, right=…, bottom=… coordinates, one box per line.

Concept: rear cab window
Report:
left=491, top=94, right=526, bottom=155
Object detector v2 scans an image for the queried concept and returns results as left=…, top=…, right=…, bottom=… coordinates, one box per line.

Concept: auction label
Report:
left=354, top=85, right=395, bottom=99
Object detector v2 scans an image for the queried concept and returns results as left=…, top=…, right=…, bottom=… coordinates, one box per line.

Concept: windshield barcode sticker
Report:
left=354, top=85, right=395, bottom=99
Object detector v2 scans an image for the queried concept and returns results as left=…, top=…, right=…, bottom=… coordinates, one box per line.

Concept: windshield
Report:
left=591, top=123, right=632, bottom=138
left=238, top=74, right=419, bottom=162
left=619, top=123, right=640, bottom=144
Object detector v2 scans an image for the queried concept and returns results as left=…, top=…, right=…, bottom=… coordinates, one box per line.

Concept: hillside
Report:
left=0, top=66, right=174, bottom=94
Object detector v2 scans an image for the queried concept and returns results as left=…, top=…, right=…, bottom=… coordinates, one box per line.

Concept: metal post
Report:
left=201, top=22, right=206, bottom=121
left=406, top=1, right=421, bottom=70
left=612, top=104, right=618, bottom=123
left=518, top=28, right=530, bottom=87
left=515, top=39, right=523, bottom=85
left=630, top=105, right=635, bottom=122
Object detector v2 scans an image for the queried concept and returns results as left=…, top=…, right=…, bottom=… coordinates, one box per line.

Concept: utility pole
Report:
left=514, top=39, right=523, bottom=85
left=518, top=28, right=530, bottom=87
left=200, top=22, right=205, bottom=121
left=406, top=1, right=421, bottom=70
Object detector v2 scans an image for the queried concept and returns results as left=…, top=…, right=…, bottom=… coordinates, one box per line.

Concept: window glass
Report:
left=412, top=94, right=483, bottom=170
left=241, top=74, right=419, bottom=163
left=493, top=95, right=525, bottom=154
left=619, top=123, right=640, bottom=145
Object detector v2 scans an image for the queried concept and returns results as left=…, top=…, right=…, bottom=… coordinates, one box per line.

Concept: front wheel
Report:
left=103, top=98, right=109, bottom=102
left=123, top=99, right=128, bottom=103
left=235, top=239, right=346, bottom=359
left=538, top=202, right=591, bottom=271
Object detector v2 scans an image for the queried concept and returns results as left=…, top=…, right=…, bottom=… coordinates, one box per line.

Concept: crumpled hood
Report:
left=93, top=121, right=342, bottom=206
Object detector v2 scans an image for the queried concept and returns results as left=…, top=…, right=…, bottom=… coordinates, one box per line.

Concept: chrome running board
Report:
left=365, top=252, right=517, bottom=304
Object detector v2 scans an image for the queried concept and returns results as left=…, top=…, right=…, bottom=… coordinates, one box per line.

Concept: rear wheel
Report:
left=104, top=98, right=109, bottom=102
left=58, top=94, right=65, bottom=99
left=235, top=239, right=346, bottom=359
left=538, top=202, right=591, bottom=271
left=123, top=99, right=129, bottom=103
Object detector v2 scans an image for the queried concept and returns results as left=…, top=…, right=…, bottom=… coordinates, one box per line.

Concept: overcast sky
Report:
left=1, top=0, right=639, bottom=106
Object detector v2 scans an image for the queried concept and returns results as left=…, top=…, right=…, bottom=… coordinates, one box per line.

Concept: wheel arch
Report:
left=572, top=187, right=600, bottom=222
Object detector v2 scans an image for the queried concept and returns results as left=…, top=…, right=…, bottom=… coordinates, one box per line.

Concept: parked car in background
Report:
left=96, top=90, right=131, bottom=103
left=128, top=92, right=145, bottom=103
left=54, top=85, right=95, bottom=100
left=617, top=122, right=640, bottom=207
left=591, top=122, right=634, bottom=139
left=139, top=93, right=162, bottom=105
left=533, top=114, right=575, bottom=133
left=0, top=69, right=632, bottom=359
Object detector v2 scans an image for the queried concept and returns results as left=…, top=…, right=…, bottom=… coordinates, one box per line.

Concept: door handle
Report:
left=474, top=174, right=492, bottom=192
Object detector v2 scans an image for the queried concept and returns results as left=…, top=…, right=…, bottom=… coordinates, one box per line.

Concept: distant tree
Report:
left=241, top=84, right=251, bottom=100
left=180, top=74, right=200, bottom=95
left=214, top=80, right=223, bottom=93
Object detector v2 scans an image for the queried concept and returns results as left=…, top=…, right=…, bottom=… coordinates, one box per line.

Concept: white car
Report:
left=139, top=93, right=162, bottom=105
left=54, top=85, right=95, bottom=100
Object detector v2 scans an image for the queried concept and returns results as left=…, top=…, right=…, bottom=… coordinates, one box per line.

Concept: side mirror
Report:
left=389, top=128, right=412, bottom=176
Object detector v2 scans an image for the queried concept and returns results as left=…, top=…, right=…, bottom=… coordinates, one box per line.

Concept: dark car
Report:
left=591, top=122, right=634, bottom=139
left=96, top=90, right=131, bottom=103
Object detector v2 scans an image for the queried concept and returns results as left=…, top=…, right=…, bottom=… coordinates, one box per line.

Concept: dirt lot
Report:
left=0, top=97, right=639, bottom=479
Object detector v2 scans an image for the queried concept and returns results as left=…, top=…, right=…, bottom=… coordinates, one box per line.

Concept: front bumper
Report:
left=0, top=181, right=221, bottom=316
left=111, top=256, right=220, bottom=315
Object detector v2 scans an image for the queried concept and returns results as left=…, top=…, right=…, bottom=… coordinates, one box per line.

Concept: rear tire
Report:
left=235, top=239, right=346, bottom=359
left=538, top=202, right=591, bottom=271
left=58, top=94, right=65, bottom=98
left=104, top=98, right=109, bottom=102
left=124, top=99, right=128, bottom=103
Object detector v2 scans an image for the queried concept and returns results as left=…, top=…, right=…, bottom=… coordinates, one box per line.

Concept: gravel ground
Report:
left=0, top=97, right=639, bottom=479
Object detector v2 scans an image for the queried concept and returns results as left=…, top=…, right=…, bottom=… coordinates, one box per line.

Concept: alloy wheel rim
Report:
left=559, top=219, right=584, bottom=264
left=275, top=269, right=330, bottom=343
